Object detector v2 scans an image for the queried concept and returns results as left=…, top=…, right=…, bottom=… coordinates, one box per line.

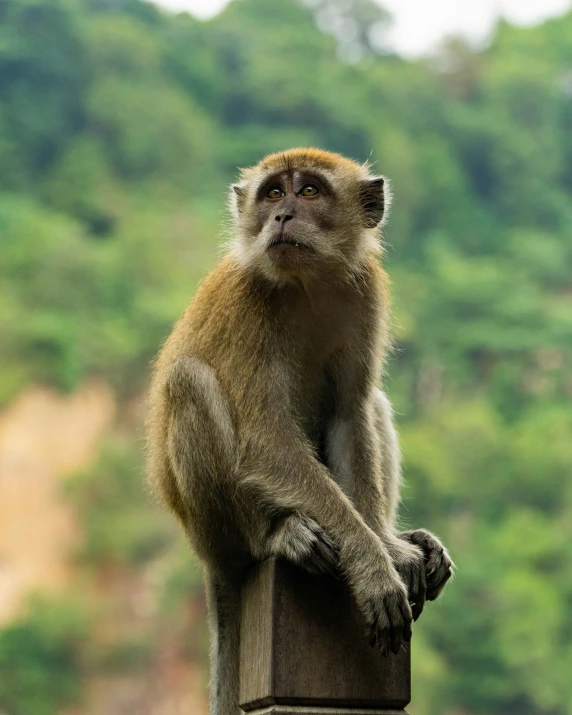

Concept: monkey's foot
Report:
left=386, top=539, right=427, bottom=621
left=399, top=529, right=454, bottom=602
left=268, top=513, right=337, bottom=575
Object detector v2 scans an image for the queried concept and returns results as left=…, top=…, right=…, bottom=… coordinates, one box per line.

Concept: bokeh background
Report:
left=1, top=0, right=572, bottom=713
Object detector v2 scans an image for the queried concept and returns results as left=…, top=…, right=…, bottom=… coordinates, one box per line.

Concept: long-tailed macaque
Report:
left=146, top=148, right=453, bottom=715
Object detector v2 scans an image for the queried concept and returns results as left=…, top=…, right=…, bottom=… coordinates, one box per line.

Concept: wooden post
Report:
left=239, top=558, right=410, bottom=715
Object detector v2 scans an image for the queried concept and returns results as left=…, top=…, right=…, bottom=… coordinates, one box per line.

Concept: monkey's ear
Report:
left=359, top=177, right=385, bottom=228
left=231, top=184, right=246, bottom=215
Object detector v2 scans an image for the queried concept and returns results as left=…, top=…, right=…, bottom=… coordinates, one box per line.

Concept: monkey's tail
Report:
left=204, top=569, right=242, bottom=715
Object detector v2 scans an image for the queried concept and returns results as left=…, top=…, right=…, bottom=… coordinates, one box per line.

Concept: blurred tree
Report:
left=305, top=0, right=393, bottom=60
left=0, top=598, right=88, bottom=715
left=0, top=0, right=87, bottom=187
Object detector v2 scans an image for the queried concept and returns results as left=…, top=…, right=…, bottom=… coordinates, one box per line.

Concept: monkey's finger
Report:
left=368, top=603, right=391, bottom=655
left=409, top=531, right=444, bottom=572
left=367, top=628, right=378, bottom=649
left=366, top=620, right=385, bottom=653
left=411, top=566, right=425, bottom=619
left=427, top=580, right=445, bottom=601
left=427, top=563, right=453, bottom=601
left=404, top=559, right=425, bottom=621
left=379, top=629, right=391, bottom=658
left=409, top=529, right=432, bottom=550
left=426, top=548, right=443, bottom=576
left=426, top=550, right=454, bottom=599
left=411, top=597, right=424, bottom=621
left=400, top=594, right=413, bottom=622
left=390, top=626, right=403, bottom=655
left=418, top=566, right=428, bottom=619
left=378, top=604, right=399, bottom=656
left=403, top=618, right=412, bottom=643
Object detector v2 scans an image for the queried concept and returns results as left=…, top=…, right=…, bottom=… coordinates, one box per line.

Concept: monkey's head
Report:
left=229, top=148, right=389, bottom=284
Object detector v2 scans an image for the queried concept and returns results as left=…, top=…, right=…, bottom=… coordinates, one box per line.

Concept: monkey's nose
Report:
left=275, top=213, right=294, bottom=223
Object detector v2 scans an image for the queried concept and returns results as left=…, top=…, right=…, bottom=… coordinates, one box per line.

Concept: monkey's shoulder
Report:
left=188, top=256, right=277, bottom=329
left=157, top=257, right=275, bottom=365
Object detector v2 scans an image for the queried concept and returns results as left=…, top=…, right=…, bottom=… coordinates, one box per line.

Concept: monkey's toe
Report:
left=426, top=555, right=454, bottom=601
left=396, top=557, right=426, bottom=621
left=399, top=528, right=454, bottom=601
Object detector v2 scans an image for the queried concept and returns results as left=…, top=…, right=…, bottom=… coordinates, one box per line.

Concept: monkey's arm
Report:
left=238, top=409, right=413, bottom=656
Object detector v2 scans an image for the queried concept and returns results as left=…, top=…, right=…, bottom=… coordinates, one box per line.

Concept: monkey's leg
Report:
left=166, top=356, right=236, bottom=490
left=372, top=389, right=453, bottom=616
left=165, top=355, right=244, bottom=559
left=372, top=388, right=402, bottom=527
left=325, top=387, right=427, bottom=621
left=204, top=570, right=242, bottom=715
left=166, top=358, right=246, bottom=713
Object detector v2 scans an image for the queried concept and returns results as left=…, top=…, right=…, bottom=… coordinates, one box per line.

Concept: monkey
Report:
left=146, top=148, right=453, bottom=715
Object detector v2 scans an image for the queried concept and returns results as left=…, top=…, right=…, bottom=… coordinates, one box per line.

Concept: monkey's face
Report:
left=251, top=168, right=339, bottom=272
left=230, top=149, right=388, bottom=283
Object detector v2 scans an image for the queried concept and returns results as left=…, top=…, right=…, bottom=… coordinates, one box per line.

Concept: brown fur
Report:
left=146, top=148, right=453, bottom=715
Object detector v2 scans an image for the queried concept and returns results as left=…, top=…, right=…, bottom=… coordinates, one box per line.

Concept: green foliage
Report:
left=0, top=190, right=218, bottom=402
left=0, top=597, right=88, bottom=715
left=67, top=437, right=175, bottom=566
left=158, top=540, right=204, bottom=617
left=1, top=0, right=572, bottom=713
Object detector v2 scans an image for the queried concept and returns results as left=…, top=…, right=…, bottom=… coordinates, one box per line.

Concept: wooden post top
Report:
left=240, top=558, right=410, bottom=715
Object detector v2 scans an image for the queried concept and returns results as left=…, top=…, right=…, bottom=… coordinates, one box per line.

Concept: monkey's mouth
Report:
left=268, top=233, right=311, bottom=251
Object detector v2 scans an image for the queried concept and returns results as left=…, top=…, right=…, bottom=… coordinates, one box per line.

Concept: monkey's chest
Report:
left=294, top=363, right=336, bottom=455
left=285, top=295, right=359, bottom=445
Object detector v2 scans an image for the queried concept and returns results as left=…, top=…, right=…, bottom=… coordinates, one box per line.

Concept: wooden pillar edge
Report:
left=240, top=558, right=411, bottom=714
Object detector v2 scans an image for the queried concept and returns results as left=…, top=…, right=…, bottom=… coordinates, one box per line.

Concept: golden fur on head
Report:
left=256, top=147, right=367, bottom=175
left=229, top=147, right=390, bottom=285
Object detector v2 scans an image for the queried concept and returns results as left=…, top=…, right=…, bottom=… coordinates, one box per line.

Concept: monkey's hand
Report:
left=349, top=550, right=412, bottom=657
left=268, top=513, right=338, bottom=575
left=399, top=529, right=454, bottom=603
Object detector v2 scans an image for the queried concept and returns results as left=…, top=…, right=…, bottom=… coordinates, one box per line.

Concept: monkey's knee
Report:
left=166, top=356, right=236, bottom=489
left=167, top=356, right=219, bottom=404
left=373, top=388, right=402, bottom=522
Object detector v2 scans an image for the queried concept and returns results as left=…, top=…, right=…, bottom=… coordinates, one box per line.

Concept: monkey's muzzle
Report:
left=268, top=233, right=310, bottom=250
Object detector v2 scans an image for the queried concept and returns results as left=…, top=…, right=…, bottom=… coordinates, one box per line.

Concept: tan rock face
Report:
left=0, top=381, right=115, bottom=623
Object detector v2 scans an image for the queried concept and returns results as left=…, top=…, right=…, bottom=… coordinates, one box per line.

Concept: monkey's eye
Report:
left=299, top=184, right=319, bottom=197
left=266, top=186, right=285, bottom=199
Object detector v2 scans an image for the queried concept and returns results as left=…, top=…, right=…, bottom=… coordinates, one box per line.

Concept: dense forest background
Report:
left=1, top=0, right=572, bottom=713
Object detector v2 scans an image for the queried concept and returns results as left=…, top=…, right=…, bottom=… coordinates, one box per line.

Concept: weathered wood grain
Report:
left=239, top=558, right=410, bottom=715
